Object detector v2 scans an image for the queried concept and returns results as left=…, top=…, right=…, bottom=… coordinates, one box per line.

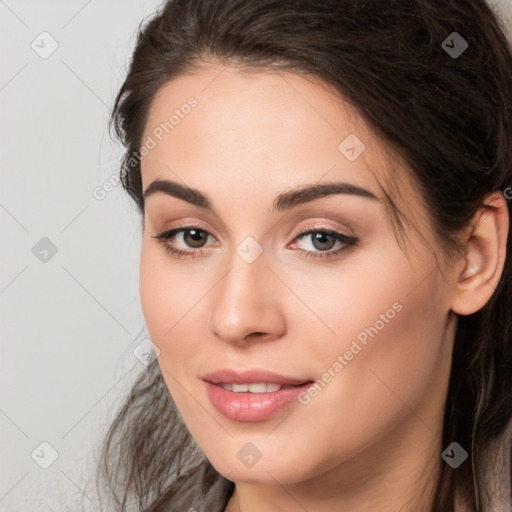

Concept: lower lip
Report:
left=204, top=381, right=314, bottom=422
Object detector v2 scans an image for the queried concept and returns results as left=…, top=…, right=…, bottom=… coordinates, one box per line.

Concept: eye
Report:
left=290, top=226, right=358, bottom=260
left=151, top=224, right=358, bottom=260
left=151, top=226, right=215, bottom=259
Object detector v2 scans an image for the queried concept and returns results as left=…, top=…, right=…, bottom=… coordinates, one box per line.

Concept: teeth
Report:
left=219, top=382, right=283, bottom=393
left=232, top=383, right=248, bottom=392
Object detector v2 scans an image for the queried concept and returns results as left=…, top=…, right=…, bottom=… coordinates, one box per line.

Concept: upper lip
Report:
left=202, top=369, right=312, bottom=386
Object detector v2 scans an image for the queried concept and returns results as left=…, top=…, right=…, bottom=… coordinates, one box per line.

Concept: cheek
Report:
left=294, top=246, right=448, bottom=422
left=309, top=266, right=448, bottom=444
left=139, top=247, right=194, bottom=413
left=274, top=246, right=417, bottom=364
left=304, top=240, right=443, bottom=360
left=139, top=241, right=209, bottom=382
left=139, top=241, right=195, bottom=340
left=138, top=247, right=164, bottom=335
left=139, top=243, right=169, bottom=338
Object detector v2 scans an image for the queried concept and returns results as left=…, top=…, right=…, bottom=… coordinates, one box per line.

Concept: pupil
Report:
left=312, top=232, right=335, bottom=251
left=185, top=229, right=206, bottom=247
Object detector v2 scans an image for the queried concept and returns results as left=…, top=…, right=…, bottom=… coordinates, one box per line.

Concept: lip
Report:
left=202, top=368, right=311, bottom=386
left=202, top=369, right=314, bottom=422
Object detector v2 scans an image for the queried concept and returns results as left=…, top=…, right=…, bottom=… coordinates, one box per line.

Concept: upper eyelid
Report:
left=158, top=215, right=354, bottom=235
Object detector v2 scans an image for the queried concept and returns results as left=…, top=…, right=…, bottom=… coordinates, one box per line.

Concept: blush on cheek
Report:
left=139, top=243, right=178, bottom=336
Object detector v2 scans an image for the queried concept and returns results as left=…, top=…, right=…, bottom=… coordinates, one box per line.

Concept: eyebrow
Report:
left=142, top=178, right=378, bottom=212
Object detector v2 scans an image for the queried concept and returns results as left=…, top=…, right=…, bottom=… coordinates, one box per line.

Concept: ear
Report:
left=451, top=191, right=509, bottom=316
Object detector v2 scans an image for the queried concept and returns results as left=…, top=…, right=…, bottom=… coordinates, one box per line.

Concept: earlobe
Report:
left=451, top=191, right=509, bottom=316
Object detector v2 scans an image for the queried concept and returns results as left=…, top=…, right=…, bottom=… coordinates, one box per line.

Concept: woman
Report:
left=95, top=0, right=512, bottom=510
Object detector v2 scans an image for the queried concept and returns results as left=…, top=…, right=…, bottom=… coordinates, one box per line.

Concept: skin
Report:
left=138, top=62, right=508, bottom=511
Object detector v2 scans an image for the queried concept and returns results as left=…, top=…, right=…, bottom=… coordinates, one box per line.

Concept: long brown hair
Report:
left=95, top=1, right=512, bottom=510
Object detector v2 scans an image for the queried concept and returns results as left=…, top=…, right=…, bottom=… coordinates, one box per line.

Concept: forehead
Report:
left=140, top=62, right=421, bottom=222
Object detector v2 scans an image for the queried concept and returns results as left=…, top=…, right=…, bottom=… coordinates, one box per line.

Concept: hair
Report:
left=95, top=0, right=512, bottom=510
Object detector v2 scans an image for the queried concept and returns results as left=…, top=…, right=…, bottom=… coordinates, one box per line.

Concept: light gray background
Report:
left=1, top=1, right=511, bottom=510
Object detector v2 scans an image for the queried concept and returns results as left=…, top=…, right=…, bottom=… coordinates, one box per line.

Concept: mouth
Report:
left=202, top=368, right=312, bottom=387
left=202, top=369, right=315, bottom=422
left=215, top=382, right=308, bottom=392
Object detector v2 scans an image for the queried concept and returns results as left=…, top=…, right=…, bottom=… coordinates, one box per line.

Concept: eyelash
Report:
left=151, top=223, right=358, bottom=261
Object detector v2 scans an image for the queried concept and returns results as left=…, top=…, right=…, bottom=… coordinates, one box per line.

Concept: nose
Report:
left=208, top=248, right=287, bottom=347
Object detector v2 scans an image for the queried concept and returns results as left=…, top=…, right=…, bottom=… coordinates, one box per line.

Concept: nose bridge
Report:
left=208, top=240, right=285, bottom=344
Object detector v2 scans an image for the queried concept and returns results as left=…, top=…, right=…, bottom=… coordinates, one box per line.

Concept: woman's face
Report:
left=139, top=63, right=459, bottom=487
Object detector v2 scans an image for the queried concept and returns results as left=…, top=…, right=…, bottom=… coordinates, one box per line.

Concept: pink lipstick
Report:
left=202, top=369, right=314, bottom=422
